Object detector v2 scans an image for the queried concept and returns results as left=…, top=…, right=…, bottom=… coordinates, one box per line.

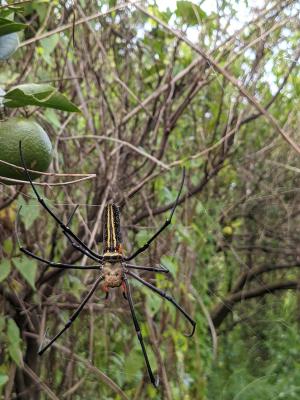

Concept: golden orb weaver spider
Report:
left=16, top=142, right=196, bottom=387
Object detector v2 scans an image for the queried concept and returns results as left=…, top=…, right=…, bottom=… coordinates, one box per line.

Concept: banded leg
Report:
left=123, top=274, right=159, bottom=387
left=125, top=263, right=169, bottom=273
left=127, top=270, right=196, bottom=337
left=38, top=275, right=104, bottom=355
left=125, top=168, right=185, bottom=261
left=19, top=142, right=103, bottom=262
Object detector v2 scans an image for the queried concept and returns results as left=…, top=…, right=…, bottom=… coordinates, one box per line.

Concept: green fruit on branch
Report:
left=0, top=117, right=53, bottom=183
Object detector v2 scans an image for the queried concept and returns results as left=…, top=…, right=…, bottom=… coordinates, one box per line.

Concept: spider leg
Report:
left=66, top=204, right=79, bottom=226
left=20, top=247, right=100, bottom=270
left=38, top=274, right=104, bottom=355
left=15, top=207, right=100, bottom=270
left=63, top=231, right=101, bottom=262
left=125, top=168, right=185, bottom=261
left=125, top=263, right=169, bottom=273
left=127, top=270, right=196, bottom=337
left=63, top=206, right=101, bottom=262
left=123, top=273, right=159, bottom=388
left=19, top=142, right=103, bottom=262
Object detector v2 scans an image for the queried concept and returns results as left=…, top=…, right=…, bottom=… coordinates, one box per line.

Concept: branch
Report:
left=211, top=280, right=300, bottom=329
left=19, top=2, right=135, bottom=47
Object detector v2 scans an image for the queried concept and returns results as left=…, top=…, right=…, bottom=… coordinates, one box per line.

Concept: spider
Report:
left=17, top=142, right=196, bottom=387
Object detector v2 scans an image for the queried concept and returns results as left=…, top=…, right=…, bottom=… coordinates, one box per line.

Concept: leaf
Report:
left=3, top=239, right=13, bottom=255
left=3, top=83, right=80, bottom=112
left=7, top=318, right=22, bottom=366
left=0, top=32, right=19, bottom=60
left=7, top=318, right=20, bottom=343
left=146, top=289, right=162, bottom=316
left=44, top=108, right=61, bottom=128
left=40, top=33, right=59, bottom=64
left=13, top=255, right=37, bottom=290
left=176, top=1, right=207, bottom=25
left=0, top=374, right=8, bottom=387
left=125, top=351, right=144, bottom=378
left=0, top=260, right=11, bottom=282
left=161, top=255, right=178, bottom=278
left=19, top=198, right=40, bottom=230
left=0, top=17, right=27, bottom=36
left=8, top=344, right=22, bottom=366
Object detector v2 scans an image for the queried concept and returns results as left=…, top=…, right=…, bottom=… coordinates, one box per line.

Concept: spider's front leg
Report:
left=125, top=168, right=185, bottom=262
left=15, top=207, right=100, bottom=271
left=19, top=141, right=103, bottom=263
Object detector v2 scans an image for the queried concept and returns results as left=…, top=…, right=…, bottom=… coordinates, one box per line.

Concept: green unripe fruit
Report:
left=0, top=117, right=53, bottom=183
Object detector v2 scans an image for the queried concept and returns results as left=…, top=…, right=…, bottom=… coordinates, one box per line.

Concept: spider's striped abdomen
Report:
left=103, top=204, right=123, bottom=258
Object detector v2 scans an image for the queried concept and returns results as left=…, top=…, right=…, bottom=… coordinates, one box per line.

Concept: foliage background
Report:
left=0, top=0, right=300, bottom=399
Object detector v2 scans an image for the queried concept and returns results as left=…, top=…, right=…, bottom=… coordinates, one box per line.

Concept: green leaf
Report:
left=13, top=256, right=37, bottom=289
left=3, top=239, right=13, bottom=255
left=44, top=108, right=61, bottom=128
left=40, top=33, right=59, bottom=64
left=7, top=318, right=22, bottom=366
left=0, top=17, right=27, bottom=36
left=0, top=32, right=19, bottom=60
left=0, top=374, right=8, bottom=387
left=0, top=259, right=11, bottom=282
left=8, top=343, right=22, bottom=366
left=176, top=1, right=207, bottom=25
left=3, top=83, right=80, bottom=112
left=7, top=319, right=20, bottom=344
left=125, top=351, right=144, bottom=378
left=19, top=198, right=40, bottom=230
left=161, top=255, right=178, bottom=278
left=146, top=289, right=162, bottom=316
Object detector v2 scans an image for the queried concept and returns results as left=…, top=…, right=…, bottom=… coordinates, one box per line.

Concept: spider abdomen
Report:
left=102, top=264, right=123, bottom=288
left=103, top=204, right=123, bottom=256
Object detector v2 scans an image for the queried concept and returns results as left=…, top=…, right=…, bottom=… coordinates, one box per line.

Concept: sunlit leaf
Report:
left=176, top=1, right=207, bottom=25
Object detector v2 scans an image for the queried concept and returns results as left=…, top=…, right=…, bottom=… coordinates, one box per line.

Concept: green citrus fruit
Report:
left=0, top=117, right=53, bottom=183
left=0, top=32, right=19, bottom=61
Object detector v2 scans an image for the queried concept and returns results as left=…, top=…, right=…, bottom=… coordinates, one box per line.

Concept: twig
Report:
left=22, top=363, right=60, bottom=400
left=191, top=287, right=218, bottom=360
left=0, top=158, right=95, bottom=177
left=19, top=2, right=137, bottom=48
left=0, top=175, right=96, bottom=186
left=60, top=135, right=170, bottom=170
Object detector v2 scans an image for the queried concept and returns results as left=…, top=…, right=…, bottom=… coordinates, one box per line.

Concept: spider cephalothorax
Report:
left=17, top=141, right=196, bottom=388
